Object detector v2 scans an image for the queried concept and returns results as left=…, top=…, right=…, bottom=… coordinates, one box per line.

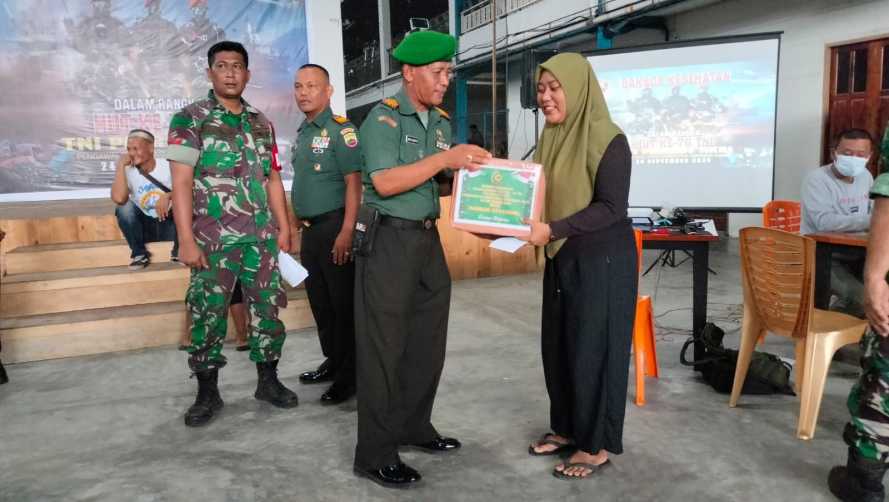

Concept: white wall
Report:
left=665, top=0, right=889, bottom=235
left=506, top=70, right=545, bottom=160
left=346, top=76, right=404, bottom=111
left=496, top=0, right=889, bottom=235
left=306, top=0, right=347, bottom=115
left=666, top=0, right=889, bottom=201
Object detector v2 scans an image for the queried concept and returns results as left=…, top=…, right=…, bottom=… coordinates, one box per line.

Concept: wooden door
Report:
left=825, top=38, right=889, bottom=173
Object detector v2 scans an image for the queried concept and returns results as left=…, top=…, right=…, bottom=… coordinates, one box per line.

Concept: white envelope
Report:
left=489, top=237, right=527, bottom=254
left=278, top=251, right=309, bottom=287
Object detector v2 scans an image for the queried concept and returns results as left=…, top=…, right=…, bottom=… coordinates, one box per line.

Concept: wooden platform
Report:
left=0, top=290, right=313, bottom=364
left=0, top=198, right=537, bottom=363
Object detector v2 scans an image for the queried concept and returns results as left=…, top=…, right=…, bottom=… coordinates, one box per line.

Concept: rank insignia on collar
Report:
left=320, top=128, right=328, bottom=137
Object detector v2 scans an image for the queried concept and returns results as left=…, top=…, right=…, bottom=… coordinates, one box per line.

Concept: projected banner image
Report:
left=589, top=37, right=779, bottom=209
left=0, top=0, right=308, bottom=201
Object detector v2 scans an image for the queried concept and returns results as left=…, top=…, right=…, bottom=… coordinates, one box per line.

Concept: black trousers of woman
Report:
left=541, top=232, right=637, bottom=455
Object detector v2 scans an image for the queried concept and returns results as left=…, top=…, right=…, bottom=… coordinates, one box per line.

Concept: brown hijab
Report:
left=534, top=53, right=622, bottom=258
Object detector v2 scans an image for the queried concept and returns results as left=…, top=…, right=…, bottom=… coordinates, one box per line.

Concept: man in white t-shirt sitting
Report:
left=801, top=128, right=875, bottom=317
left=110, top=129, right=178, bottom=269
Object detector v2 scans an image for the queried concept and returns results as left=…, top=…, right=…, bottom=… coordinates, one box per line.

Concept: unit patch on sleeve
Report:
left=341, top=127, right=359, bottom=148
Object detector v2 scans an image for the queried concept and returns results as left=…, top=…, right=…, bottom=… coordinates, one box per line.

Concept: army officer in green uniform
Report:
left=352, top=30, right=491, bottom=488
left=290, top=63, right=362, bottom=404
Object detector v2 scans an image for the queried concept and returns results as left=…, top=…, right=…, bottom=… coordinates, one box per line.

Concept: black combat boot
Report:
left=255, top=360, right=299, bottom=408
left=0, top=360, right=8, bottom=385
left=184, top=369, right=223, bottom=427
left=829, top=447, right=888, bottom=502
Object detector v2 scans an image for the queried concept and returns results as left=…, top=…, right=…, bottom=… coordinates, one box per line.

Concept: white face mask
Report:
left=834, top=154, right=869, bottom=178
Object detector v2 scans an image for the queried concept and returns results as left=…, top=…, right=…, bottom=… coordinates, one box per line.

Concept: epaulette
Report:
left=382, top=98, right=399, bottom=110
left=332, top=114, right=349, bottom=125
left=434, top=106, right=450, bottom=120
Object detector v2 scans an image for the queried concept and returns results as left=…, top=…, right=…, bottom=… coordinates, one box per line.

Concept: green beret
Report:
left=392, top=30, right=456, bottom=65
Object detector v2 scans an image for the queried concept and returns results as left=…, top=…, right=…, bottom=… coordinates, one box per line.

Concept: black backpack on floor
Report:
left=680, top=323, right=795, bottom=395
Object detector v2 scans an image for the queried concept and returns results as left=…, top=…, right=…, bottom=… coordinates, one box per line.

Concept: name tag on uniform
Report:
left=436, top=141, right=450, bottom=151
left=405, top=135, right=419, bottom=145
left=311, top=136, right=331, bottom=150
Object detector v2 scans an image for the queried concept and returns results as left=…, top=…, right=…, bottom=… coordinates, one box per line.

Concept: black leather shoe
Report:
left=354, top=462, right=421, bottom=489
left=410, top=436, right=462, bottom=453
left=320, top=382, right=356, bottom=405
left=299, top=360, right=334, bottom=384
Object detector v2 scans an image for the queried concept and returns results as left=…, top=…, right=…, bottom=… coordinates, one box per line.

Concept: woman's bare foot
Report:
left=529, top=433, right=572, bottom=454
left=554, top=449, right=608, bottom=478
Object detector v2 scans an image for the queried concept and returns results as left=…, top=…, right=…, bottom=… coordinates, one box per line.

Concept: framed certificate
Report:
left=451, top=158, right=546, bottom=237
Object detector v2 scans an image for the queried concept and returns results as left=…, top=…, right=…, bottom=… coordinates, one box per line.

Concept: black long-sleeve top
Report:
left=547, top=134, right=633, bottom=258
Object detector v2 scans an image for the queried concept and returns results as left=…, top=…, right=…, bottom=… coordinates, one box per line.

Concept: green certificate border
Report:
left=453, top=163, right=542, bottom=231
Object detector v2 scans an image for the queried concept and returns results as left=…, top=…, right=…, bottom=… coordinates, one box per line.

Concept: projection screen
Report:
left=588, top=35, right=780, bottom=210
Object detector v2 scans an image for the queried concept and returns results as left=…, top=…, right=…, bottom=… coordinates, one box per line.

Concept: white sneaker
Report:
left=128, top=255, right=150, bottom=270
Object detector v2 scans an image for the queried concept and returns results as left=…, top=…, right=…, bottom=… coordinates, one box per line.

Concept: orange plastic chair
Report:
left=632, top=229, right=659, bottom=406
left=729, top=227, right=867, bottom=439
left=762, top=200, right=801, bottom=233
left=757, top=200, right=802, bottom=346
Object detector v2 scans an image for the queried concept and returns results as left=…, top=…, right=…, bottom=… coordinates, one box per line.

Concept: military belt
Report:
left=301, top=208, right=345, bottom=228
left=379, top=215, right=436, bottom=230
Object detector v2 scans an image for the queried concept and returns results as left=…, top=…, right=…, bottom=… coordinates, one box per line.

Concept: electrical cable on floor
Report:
left=647, top=252, right=743, bottom=344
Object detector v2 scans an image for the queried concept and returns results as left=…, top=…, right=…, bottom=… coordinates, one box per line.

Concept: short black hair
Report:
left=208, top=41, right=249, bottom=69
left=298, top=63, right=330, bottom=80
left=835, top=128, right=873, bottom=146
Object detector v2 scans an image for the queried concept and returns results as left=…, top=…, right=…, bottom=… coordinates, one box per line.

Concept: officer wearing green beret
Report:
left=352, top=30, right=491, bottom=488
left=289, top=63, right=362, bottom=404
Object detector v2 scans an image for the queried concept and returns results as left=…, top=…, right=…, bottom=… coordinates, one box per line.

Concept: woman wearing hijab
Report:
left=521, top=53, right=637, bottom=479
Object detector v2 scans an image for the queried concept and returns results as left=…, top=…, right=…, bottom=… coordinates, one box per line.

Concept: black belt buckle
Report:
left=423, top=219, right=434, bottom=230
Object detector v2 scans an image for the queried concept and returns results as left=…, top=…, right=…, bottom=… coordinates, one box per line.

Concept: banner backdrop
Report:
left=0, top=0, right=308, bottom=201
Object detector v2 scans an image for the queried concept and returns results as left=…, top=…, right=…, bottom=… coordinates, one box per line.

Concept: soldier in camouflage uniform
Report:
left=829, top=161, right=889, bottom=501
left=168, top=41, right=298, bottom=428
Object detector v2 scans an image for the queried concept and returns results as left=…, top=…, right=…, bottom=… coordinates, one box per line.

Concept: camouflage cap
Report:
left=392, top=30, right=456, bottom=65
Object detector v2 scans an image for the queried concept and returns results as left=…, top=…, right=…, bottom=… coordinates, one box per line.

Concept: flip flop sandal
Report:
left=528, top=433, right=574, bottom=456
left=177, top=344, right=189, bottom=351
left=236, top=344, right=249, bottom=352
left=552, top=459, right=611, bottom=480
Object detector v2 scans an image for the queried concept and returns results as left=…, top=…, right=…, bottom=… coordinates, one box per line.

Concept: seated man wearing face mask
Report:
left=801, top=128, right=875, bottom=317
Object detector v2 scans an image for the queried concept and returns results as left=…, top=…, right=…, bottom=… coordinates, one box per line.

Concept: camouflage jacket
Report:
left=167, top=90, right=278, bottom=249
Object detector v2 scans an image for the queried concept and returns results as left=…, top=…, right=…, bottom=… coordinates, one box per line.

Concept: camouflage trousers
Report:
left=186, top=240, right=287, bottom=372
left=844, top=329, right=889, bottom=462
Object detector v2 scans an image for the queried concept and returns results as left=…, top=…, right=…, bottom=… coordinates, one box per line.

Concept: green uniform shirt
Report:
left=291, top=106, right=362, bottom=219
left=167, top=90, right=277, bottom=248
left=359, top=87, right=452, bottom=220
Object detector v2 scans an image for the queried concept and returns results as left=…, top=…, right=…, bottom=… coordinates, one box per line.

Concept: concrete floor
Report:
left=0, top=238, right=856, bottom=501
